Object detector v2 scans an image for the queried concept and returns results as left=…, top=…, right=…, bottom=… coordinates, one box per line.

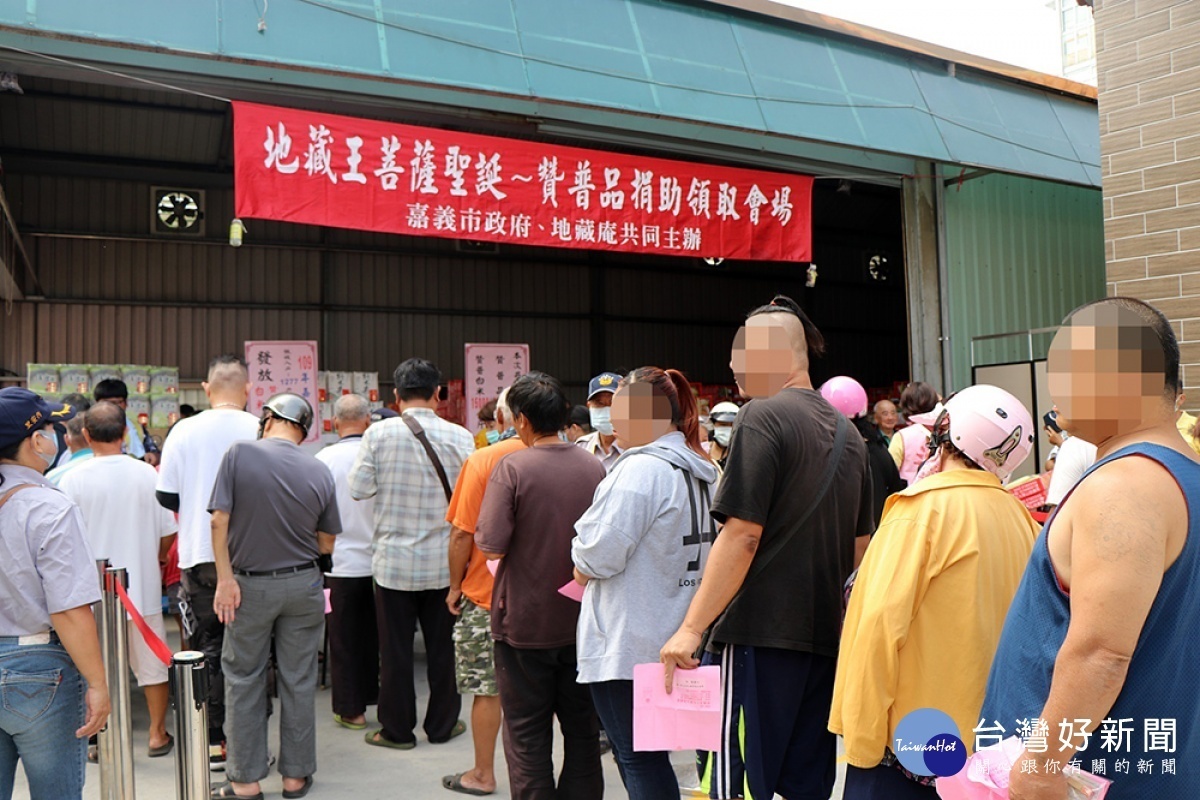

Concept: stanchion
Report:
left=104, top=566, right=136, bottom=800
left=171, top=651, right=211, bottom=800
left=95, top=560, right=115, bottom=800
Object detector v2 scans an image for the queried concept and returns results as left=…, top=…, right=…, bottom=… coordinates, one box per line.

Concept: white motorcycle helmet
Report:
left=930, top=385, right=1035, bottom=483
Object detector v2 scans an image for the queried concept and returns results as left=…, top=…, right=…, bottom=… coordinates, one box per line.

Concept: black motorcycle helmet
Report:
left=261, top=392, right=314, bottom=439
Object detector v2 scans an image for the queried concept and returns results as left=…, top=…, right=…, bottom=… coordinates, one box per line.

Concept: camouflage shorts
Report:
left=453, top=598, right=497, bottom=696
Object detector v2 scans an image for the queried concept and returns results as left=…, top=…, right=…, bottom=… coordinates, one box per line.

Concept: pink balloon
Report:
left=819, top=376, right=868, bottom=418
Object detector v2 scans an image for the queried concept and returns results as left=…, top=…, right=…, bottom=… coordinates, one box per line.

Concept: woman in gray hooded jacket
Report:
left=571, top=367, right=718, bottom=800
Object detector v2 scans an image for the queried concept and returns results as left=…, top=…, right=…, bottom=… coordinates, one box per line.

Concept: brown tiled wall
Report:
left=1099, top=0, right=1200, bottom=391
left=1098, top=0, right=1200, bottom=397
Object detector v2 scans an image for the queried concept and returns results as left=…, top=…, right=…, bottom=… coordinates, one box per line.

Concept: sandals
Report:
left=429, top=719, right=467, bottom=744
left=149, top=733, right=175, bottom=758
left=442, top=772, right=495, bottom=796
left=210, top=782, right=264, bottom=800
left=333, top=713, right=367, bottom=730
left=364, top=728, right=416, bottom=750
left=282, top=775, right=314, bottom=799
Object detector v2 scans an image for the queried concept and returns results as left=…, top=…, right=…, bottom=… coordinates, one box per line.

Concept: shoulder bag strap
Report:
left=741, top=412, right=851, bottom=586
left=402, top=415, right=454, bottom=502
left=0, top=483, right=41, bottom=514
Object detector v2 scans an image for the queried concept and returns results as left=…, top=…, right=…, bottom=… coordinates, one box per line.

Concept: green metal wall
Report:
left=942, top=172, right=1104, bottom=392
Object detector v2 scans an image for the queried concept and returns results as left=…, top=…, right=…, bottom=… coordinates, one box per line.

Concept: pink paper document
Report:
left=323, top=588, right=332, bottom=615
left=936, top=736, right=1111, bottom=800
left=486, top=559, right=498, bottom=576
left=632, top=663, right=721, bottom=752
left=557, top=579, right=586, bottom=602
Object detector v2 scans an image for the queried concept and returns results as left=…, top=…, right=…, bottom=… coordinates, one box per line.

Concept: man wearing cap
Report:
left=209, top=393, right=341, bottom=800
left=349, top=358, right=475, bottom=752
left=0, top=388, right=110, bottom=799
left=576, top=372, right=624, bottom=472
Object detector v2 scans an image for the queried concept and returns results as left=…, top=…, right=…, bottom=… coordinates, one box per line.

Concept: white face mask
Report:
left=589, top=406, right=614, bottom=436
left=713, top=427, right=732, bottom=448
left=33, top=430, right=58, bottom=469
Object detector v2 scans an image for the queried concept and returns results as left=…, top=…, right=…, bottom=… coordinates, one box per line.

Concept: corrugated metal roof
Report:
left=0, top=0, right=1099, bottom=186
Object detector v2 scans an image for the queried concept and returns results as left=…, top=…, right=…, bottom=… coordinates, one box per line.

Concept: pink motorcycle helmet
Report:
left=819, top=376, right=869, bottom=419
left=932, top=384, right=1035, bottom=483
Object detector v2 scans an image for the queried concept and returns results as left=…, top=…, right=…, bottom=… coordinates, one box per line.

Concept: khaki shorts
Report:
left=127, top=613, right=169, bottom=687
left=452, top=598, right=497, bottom=697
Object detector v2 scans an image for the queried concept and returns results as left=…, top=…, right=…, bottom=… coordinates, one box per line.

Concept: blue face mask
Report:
left=485, top=429, right=501, bottom=445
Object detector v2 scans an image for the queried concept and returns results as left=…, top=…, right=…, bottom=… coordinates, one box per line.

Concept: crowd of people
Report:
left=1, top=292, right=1199, bottom=800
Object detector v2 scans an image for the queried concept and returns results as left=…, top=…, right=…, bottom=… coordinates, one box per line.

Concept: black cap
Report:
left=370, top=407, right=400, bottom=423
left=0, top=387, right=78, bottom=450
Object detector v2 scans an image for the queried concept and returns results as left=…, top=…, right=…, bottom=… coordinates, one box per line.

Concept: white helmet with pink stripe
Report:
left=931, top=384, right=1034, bottom=483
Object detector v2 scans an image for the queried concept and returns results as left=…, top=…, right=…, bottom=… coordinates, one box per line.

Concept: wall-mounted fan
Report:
left=152, top=188, right=205, bottom=236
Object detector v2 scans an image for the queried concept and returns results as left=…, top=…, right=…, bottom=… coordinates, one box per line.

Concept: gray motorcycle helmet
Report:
left=261, top=392, right=314, bottom=439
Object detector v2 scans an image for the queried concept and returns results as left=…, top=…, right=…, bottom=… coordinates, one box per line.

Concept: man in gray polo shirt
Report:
left=209, top=393, right=341, bottom=800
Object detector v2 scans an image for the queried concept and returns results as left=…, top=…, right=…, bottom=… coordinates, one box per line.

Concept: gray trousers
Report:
left=221, top=568, right=324, bottom=784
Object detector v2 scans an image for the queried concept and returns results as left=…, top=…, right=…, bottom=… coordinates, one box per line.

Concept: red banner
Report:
left=233, top=101, right=812, bottom=262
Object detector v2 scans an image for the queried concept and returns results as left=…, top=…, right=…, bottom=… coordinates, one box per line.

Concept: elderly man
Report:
left=156, top=355, right=260, bottom=766
left=661, top=295, right=872, bottom=800
left=872, top=399, right=898, bottom=441
left=982, top=297, right=1200, bottom=800
left=315, top=394, right=379, bottom=730
left=59, top=402, right=177, bottom=757
left=350, top=358, right=475, bottom=751
left=209, top=393, right=340, bottom=800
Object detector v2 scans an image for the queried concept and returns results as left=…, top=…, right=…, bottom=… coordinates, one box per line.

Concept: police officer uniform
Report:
left=0, top=388, right=103, bottom=800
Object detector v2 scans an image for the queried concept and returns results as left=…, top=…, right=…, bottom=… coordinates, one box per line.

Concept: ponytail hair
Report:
left=626, top=366, right=708, bottom=459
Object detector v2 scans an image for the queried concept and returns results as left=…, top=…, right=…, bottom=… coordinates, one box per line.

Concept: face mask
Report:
left=558, top=430, right=570, bottom=443
left=33, top=430, right=58, bottom=469
left=589, top=406, right=614, bottom=436
left=485, top=429, right=501, bottom=445
left=713, top=428, right=732, bottom=448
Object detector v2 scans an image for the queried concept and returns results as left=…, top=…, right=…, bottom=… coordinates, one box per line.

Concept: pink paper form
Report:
left=632, top=663, right=721, bottom=753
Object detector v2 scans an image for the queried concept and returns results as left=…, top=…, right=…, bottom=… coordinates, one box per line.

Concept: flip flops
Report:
left=209, top=782, right=264, bottom=800
left=333, top=714, right=366, bottom=730
left=282, top=775, right=314, bottom=799
left=441, top=772, right=494, bottom=796
left=363, top=729, right=416, bottom=750
left=149, top=733, right=175, bottom=758
left=429, top=719, right=467, bottom=744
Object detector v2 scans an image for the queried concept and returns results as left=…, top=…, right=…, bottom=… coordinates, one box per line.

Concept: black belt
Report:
left=233, top=562, right=318, bottom=578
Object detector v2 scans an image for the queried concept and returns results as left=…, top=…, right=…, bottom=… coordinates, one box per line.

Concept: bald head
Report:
left=83, top=401, right=127, bottom=444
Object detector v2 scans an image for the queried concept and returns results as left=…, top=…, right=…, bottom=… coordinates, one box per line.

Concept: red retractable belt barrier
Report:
left=113, top=580, right=173, bottom=666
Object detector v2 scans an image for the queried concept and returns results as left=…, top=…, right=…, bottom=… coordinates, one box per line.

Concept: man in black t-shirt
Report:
left=662, top=295, right=872, bottom=800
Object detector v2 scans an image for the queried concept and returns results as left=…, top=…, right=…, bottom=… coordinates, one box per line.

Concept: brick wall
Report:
left=1097, top=0, right=1200, bottom=392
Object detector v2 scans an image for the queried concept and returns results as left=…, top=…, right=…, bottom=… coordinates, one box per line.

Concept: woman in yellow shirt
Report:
left=829, top=385, right=1041, bottom=799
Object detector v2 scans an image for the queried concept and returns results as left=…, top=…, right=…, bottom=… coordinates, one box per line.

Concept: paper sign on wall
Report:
left=464, top=343, right=529, bottom=434
left=244, top=340, right=321, bottom=443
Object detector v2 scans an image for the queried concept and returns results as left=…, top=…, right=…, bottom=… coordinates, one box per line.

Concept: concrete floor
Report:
left=12, top=634, right=847, bottom=799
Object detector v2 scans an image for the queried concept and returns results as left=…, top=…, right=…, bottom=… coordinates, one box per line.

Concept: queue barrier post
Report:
left=104, top=566, right=137, bottom=800
left=170, top=650, right=211, bottom=800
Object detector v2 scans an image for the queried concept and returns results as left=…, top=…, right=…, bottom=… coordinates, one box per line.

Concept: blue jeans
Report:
left=0, top=637, right=87, bottom=800
left=589, top=680, right=679, bottom=800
